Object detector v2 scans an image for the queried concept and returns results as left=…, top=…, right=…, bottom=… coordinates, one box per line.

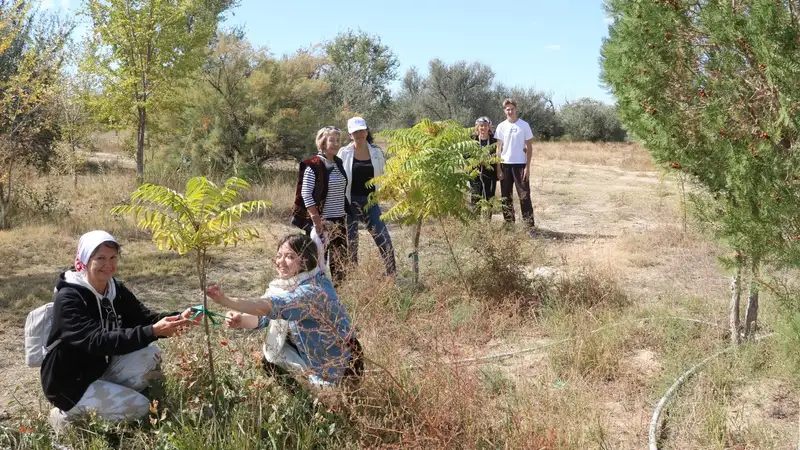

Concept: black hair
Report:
left=366, top=129, right=374, bottom=145
left=277, top=234, right=318, bottom=273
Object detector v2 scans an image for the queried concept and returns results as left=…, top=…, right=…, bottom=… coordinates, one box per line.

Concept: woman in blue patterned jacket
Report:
left=207, top=234, right=361, bottom=387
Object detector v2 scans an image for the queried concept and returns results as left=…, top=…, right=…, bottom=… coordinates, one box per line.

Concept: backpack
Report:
left=24, top=302, right=61, bottom=367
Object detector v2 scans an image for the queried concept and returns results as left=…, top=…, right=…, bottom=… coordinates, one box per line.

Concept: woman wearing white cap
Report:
left=41, top=230, right=199, bottom=431
left=338, top=117, right=396, bottom=276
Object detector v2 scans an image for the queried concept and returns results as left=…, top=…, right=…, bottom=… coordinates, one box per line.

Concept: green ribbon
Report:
left=190, top=305, right=229, bottom=326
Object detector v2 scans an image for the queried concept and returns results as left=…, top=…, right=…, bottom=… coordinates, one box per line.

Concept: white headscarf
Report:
left=74, top=230, right=117, bottom=273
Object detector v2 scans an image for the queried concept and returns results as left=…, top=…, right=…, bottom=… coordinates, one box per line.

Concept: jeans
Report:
left=500, top=164, right=535, bottom=227
left=348, top=194, right=396, bottom=276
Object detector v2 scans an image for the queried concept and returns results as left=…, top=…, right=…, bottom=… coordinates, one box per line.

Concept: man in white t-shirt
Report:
left=494, top=98, right=535, bottom=229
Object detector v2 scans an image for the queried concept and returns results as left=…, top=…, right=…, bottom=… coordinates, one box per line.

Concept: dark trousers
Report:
left=469, top=169, right=497, bottom=217
left=500, top=164, right=534, bottom=227
left=306, top=217, right=349, bottom=285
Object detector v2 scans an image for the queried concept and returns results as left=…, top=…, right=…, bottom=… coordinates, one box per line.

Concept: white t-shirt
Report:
left=494, top=119, right=533, bottom=164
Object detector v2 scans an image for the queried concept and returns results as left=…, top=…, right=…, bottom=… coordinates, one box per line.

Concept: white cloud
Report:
left=544, top=44, right=562, bottom=52
left=41, top=0, right=55, bottom=8
left=61, top=0, right=70, bottom=9
left=604, top=16, right=614, bottom=25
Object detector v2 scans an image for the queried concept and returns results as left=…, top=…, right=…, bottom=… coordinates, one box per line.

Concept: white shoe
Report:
left=49, top=407, right=68, bottom=434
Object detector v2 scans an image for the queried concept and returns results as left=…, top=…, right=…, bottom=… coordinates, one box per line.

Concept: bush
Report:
left=559, top=98, right=626, bottom=142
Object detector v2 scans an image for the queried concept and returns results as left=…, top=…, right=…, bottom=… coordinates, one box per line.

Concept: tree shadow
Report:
left=534, top=227, right=616, bottom=241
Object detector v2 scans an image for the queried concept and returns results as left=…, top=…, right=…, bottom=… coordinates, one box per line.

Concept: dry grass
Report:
left=1, top=142, right=798, bottom=449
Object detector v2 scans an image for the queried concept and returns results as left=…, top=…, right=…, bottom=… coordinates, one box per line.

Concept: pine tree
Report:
left=602, top=0, right=800, bottom=344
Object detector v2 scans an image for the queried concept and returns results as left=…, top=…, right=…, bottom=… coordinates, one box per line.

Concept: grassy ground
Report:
left=1, top=142, right=798, bottom=449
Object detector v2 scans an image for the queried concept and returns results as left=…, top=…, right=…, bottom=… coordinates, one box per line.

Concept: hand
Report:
left=313, top=220, right=324, bottom=237
left=180, top=307, right=202, bottom=324
left=523, top=166, right=530, bottom=182
left=206, top=284, right=226, bottom=304
left=225, top=311, right=244, bottom=329
left=497, top=169, right=504, bottom=181
left=153, top=315, right=189, bottom=338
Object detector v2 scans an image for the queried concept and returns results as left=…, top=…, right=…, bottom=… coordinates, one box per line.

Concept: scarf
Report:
left=261, top=268, right=320, bottom=368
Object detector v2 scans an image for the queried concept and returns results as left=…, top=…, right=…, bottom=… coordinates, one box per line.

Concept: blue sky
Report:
left=46, top=0, right=614, bottom=104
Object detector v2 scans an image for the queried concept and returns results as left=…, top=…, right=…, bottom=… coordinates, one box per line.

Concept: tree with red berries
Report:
left=602, top=0, right=800, bottom=345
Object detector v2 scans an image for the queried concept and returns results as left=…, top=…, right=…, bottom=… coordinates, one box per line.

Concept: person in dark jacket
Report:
left=290, top=126, right=350, bottom=284
left=42, top=230, right=197, bottom=432
left=470, top=116, right=499, bottom=217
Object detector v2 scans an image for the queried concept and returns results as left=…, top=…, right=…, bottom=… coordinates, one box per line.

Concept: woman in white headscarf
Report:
left=41, top=230, right=199, bottom=432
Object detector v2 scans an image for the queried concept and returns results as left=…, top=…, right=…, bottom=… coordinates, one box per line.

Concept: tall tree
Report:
left=324, top=29, right=398, bottom=125
left=156, top=35, right=332, bottom=175
left=0, top=1, right=71, bottom=228
left=81, top=0, right=233, bottom=182
left=602, top=0, right=800, bottom=343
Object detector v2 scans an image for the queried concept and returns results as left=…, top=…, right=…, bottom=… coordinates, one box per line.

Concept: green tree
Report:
left=156, top=35, right=332, bottom=175
left=324, top=29, right=398, bottom=125
left=373, top=119, right=490, bottom=284
left=559, top=98, right=625, bottom=142
left=54, top=43, right=97, bottom=189
left=493, top=85, right=563, bottom=140
left=601, top=0, right=800, bottom=344
left=81, top=0, right=233, bottom=182
left=111, top=176, right=269, bottom=399
left=0, top=1, right=71, bottom=228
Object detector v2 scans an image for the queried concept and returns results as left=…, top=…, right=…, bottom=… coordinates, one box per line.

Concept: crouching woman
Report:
left=42, top=230, right=198, bottom=431
left=207, top=234, right=362, bottom=387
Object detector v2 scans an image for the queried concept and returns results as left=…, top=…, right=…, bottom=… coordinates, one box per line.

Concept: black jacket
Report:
left=41, top=272, right=176, bottom=411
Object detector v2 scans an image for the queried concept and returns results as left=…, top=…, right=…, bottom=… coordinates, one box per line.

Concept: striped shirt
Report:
left=301, top=162, right=347, bottom=219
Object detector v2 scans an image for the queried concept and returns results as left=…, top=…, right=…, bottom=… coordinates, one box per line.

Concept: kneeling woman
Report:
left=207, top=234, right=360, bottom=386
left=42, top=230, right=198, bottom=430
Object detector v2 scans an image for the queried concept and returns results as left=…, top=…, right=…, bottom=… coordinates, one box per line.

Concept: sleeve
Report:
left=301, top=166, right=317, bottom=208
left=256, top=316, right=270, bottom=329
left=267, top=284, right=320, bottom=321
left=56, top=290, right=157, bottom=357
left=118, top=283, right=177, bottom=326
left=524, top=122, right=534, bottom=140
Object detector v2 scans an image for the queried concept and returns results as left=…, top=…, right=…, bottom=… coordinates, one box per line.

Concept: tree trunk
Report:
left=744, top=261, right=760, bottom=339
left=411, top=218, right=422, bottom=285
left=136, top=106, right=147, bottom=183
left=0, top=193, right=8, bottom=230
left=71, top=139, right=78, bottom=190
left=0, top=162, right=12, bottom=229
left=197, top=251, right=218, bottom=409
left=729, top=267, right=742, bottom=346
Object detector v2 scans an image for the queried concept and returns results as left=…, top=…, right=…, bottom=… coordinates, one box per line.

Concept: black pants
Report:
left=306, top=217, right=349, bottom=285
left=500, top=164, right=534, bottom=227
left=469, top=169, right=497, bottom=216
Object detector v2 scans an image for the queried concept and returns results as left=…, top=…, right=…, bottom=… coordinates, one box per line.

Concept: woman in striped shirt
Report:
left=291, top=126, right=350, bottom=284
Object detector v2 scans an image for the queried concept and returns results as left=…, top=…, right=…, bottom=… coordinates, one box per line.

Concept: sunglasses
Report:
left=100, top=297, right=119, bottom=330
left=475, top=117, right=492, bottom=125
left=323, top=126, right=341, bottom=132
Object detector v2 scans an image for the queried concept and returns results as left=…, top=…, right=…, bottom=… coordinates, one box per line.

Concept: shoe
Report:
left=49, top=407, right=68, bottom=434
left=528, top=229, right=537, bottom=238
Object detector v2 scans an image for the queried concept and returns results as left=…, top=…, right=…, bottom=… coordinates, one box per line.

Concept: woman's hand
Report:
left=225, top=311, right=244, bottom=329
left=206, top=284, right=226, bottom=305
left=180, top=307, right=202, bottom=324
left=153, top=315, right=189, bottom=337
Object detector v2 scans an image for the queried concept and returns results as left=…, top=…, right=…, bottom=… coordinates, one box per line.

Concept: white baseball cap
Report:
left=347, top=117, right=368, bottom=134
